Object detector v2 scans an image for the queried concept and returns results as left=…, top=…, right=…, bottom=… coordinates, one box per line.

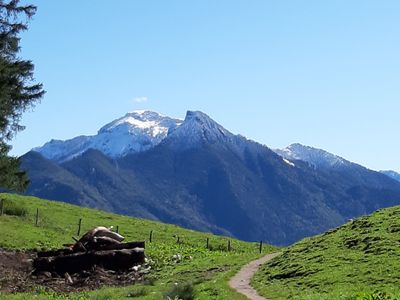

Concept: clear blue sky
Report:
left=11, top=0, right=400, bottom=172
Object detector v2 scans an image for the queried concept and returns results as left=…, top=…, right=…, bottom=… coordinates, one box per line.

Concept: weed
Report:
left=357, top=291, right=399, bottom=300
left=164, top=282, right=195, bottom=300
left=126, top=287, right=148, bottom=297
left=208, top=243, right=228, bottom=252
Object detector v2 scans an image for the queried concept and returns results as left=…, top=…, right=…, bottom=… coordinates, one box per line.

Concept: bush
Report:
left=164, top=282, right=195, bottom=300
left=2, top=200, right=27, bottom=217
left=357, top=291, right=398, bottom=300
left=126, top=288, right=148, bottom=297
left=208, top=243, right=229, bottom=252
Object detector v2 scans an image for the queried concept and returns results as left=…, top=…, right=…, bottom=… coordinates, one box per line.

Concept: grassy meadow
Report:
left=0, top=193, right=276, bottom=300
left=252, top=206, right=400, bottom=300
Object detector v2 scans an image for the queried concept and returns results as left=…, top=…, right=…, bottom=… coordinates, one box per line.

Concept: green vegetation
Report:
left=163, top=282, right=195, bottom=300
left=0, top=1, right=45, bottom=191
left=252, top=206, right=400, bottom=300
left=0, top=193, right=276, bottom=299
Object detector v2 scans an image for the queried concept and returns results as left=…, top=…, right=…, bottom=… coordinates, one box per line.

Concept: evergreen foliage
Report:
left=0, top=0, right=44, bottom=191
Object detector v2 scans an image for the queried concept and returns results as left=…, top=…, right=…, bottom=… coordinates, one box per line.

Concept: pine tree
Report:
left=0, top=0, right=44, bottom=191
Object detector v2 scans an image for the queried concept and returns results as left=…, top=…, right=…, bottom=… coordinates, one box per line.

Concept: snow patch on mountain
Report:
left=274, top=143, right=351, bottom=169
left=283, top=158, right=295, bottom=167
left=99, top=110, right=179, bottom=137
left=34, top=110, right=182, bottom=162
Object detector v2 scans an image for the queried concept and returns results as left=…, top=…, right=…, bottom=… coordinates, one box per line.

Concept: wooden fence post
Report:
left=0, top=198, right=3, bottom=216
left=149, top=230, right=153, bottom=243
left=116, top=225, right=119, bottom=234
left=228, top=240, right=231, bottom=252
left=259, top=240, right=263, bottom=253
left=35, top=208, right=39, bottom=226
left=177, top=236, right=180, bottom=244
left=206, top=237, right=209, bottom=249
left=77, top=218, right=82, bottom=236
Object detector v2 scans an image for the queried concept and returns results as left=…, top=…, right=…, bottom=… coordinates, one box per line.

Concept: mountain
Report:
left=380, top=170, right=400, bottom=182
left=274, top=143, right=400, bottom=188
left=34, top=110, right=182, bottom=162
left=274, top=143, right=351, bottom=170
left=21, top=111, right=400, bottom=246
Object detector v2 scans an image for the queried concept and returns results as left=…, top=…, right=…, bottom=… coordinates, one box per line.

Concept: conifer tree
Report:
left=0, top=0, right=44, bottom=191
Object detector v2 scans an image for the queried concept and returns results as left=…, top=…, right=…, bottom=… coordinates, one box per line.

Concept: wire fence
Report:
left=0, top=198, right=266, bottom=254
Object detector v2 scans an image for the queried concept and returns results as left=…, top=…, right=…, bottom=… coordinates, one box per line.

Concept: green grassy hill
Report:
left=0, top=193, right=276, bottom=300
left=252, top=206, right=400, bottom=300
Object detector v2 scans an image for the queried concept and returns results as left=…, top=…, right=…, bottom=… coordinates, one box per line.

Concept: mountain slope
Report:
left=253, top=205, right=400, bottom=299
left=380, top=170, right=400, bottom=182
left=21, top=111, right=400, bottom=246
left=21, top=151, right=111, bottom=210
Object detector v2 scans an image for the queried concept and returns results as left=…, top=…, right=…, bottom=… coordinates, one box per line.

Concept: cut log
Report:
left=97, top=241, right=145, bottom=251
left=73, top=236, right=120, bottom=252
left=64, top=272, right=73, bottom=284
left=37, top=248, right=75, bottom=258
left=37, top=241, right=145, bottom=258
left=79, top=227, right=124, bottom=244
left=34, top=248, right=145, bottom=275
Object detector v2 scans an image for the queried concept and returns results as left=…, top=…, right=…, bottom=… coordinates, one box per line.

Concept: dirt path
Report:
left=229, top=252, right=281, bottom=300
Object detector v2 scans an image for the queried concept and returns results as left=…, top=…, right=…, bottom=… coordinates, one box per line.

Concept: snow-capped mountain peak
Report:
left=165, top=111, right=234, bottom=149
left=184, top=111, right=231, bottom=136
left=34, top=110, right=182, bottom=162
left=274, top=143, right=350, bottom=169
left=99, top=110, right=182, bottom=137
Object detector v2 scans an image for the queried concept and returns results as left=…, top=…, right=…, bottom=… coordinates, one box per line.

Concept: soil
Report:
left=0, top=249, right=143, bottom=294
left=229, top=252, right=281, bottom=300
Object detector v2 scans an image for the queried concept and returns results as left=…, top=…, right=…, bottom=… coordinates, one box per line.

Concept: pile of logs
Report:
left=33, top=227, right=145, bottom=275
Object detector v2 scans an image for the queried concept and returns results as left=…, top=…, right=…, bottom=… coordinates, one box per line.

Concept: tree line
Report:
left=0, top=0, right=44, bottom=191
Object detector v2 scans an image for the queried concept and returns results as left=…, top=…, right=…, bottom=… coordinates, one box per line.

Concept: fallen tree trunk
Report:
left=34, top=248, right=145, bottom=275
left=37, top=241, right=146, bottom=258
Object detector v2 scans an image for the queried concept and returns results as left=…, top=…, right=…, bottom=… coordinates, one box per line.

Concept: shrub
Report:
left=208, top=243, right=228, bottom=252
left=357, top=291, right=398, bottom=300
left=126, top=288, right=148, bottom=297
left=164, top=282, right=195, bottom=300
left=3, top=200, right=27, bottom=217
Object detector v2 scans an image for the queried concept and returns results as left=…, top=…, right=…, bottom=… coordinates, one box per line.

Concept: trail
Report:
left=229, top=252, right=281, bottom=300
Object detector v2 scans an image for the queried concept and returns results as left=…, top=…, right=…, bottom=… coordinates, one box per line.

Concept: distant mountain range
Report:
left=275, top=144, right=400, bottom=183
left=22, top=110, right=400, bottom=245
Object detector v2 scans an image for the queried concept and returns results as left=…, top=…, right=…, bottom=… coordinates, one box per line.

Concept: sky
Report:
left=10, top=0, right=400, bottom=172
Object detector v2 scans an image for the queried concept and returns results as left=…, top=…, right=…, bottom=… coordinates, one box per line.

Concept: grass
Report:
left=0, top=193, right=276, bottom=299
left=252, top=206, right=400, bottom=300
